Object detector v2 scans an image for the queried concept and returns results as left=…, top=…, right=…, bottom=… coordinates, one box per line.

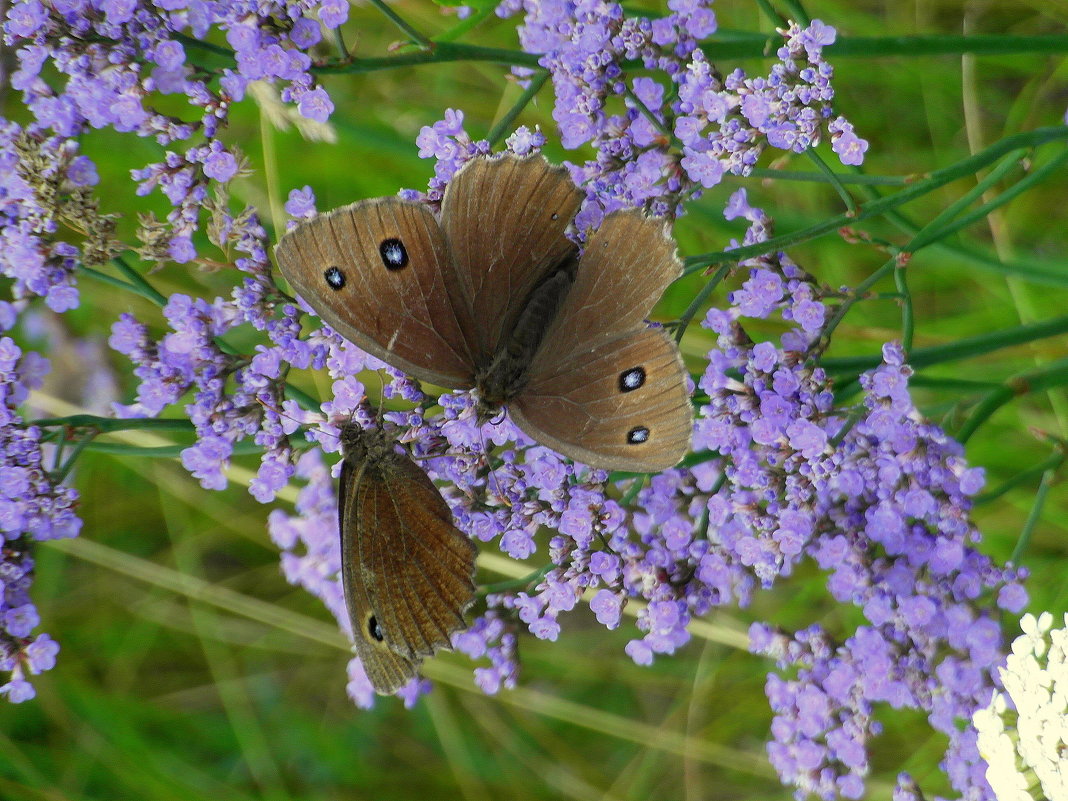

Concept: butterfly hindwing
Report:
left=339, top=427, right=476, bottom=694
left=511, top=326, right=692, bottom=472
left=512, top=210, right=693, bottom=471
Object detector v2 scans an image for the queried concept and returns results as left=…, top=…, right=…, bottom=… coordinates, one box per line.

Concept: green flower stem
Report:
left=331, top=27, right=348, bottom=60
left=314, top=41, right=541, bottom=75
left=172, top=31, right=232, bottom=59
left=779, top=1, right=810, bottom=27
left=746, top=167, right=909, bottom=186
left=478, top=564, right=554, bottom=596
left=813, top=256, right=895, bottom=351
left=900, top=151, right=1025, bottom=254
left=111, top=254, right=169, bottom=306
left=805, top=148, right=855, bottom=213
left=907, top=375, right=1004, bottom=392
left=29, top=414, right=196, bottom=432
left=181, top=30, right=1068, bottom=77
left=366, top=0, right=432, bottom=48
left=684, top=127, right=1068, bottom=283
left=821, top=315, right=1068, bottom=375
left=78, top=264, right=150, bottom=301
left=52, top=430, right=98, bottom=483
left=282, top=382, right=323, bottom=415
left=977, top=450, right=1065, bottom=506
left=702, top=32, right=1068, bottom=60
left=435, top=3, right=498, bottom=43
left=676, top=263, right=730, bottom=343
left=754, top=0, right=784, bottom=26
left=81, top=438, right=315, bottom=458
left=956, top=356, right=1068, bottom=444
left=905, top=149, right=1063, bottom=252
left=624, top=85, right=677, bottom=142
left=1010, top=466, right=1059, bottom=565
left=893, top=255, right=914, bottom=357
left=487, top=71, right=551, bottom=147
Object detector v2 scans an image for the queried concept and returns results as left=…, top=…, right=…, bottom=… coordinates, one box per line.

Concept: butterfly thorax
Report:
left=339, top=422, right=398, bottom=467
left=475, top=254, right=578, bottom=415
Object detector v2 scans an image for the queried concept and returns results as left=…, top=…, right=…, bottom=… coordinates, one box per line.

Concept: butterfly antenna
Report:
left=256, top=395, right=304, bottom=428
left=477, top=415, right=511, bottom=508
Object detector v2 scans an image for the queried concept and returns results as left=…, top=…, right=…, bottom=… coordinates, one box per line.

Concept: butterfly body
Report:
left=337, top=421, right=477, bottom=694
left=276, top=154, right=693, bottom=472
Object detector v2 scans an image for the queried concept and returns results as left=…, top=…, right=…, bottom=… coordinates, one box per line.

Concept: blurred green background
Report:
left=3, top=1, right=1067, bottom=799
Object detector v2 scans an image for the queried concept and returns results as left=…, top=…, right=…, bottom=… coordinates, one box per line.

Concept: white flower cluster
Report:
left=974, top=612, right=1068, bottom=801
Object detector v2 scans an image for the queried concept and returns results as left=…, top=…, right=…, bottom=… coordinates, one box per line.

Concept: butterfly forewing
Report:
left=274, top=197, right=475, bottom=388
left=440, top=154, right=585, bottom=366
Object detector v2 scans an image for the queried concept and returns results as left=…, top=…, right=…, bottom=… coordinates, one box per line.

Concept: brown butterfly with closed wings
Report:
left=275, top=154, right=693, bottom=473
left=336, top=417, right=476, bottom=694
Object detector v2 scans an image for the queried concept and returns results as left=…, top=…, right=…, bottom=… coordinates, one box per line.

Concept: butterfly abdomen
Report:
left=477, top=254, right=578, bottom=407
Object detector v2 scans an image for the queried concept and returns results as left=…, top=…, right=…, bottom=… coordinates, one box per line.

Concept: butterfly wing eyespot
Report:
left=627, top=426, right=650, bottom=444
left=367, top=614, right=385, bottom=642
left=378, top=238, right=409, bottom=270
left=273, top=197, right=475, bottom=389
left=323, top=266, right=346, bottom=289
left=619, top=366, right=647, bottom=393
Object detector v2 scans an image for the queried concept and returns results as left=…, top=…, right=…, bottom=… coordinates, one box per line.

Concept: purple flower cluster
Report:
left=690, top=191, right=1025, bottom=800
left=4, top=0, right=347, bottom=265
left=0, top=337, right=79, bottom=702
left=0, top=121, right=109, bottom=314
left=495, top=1, right=867, bottom=228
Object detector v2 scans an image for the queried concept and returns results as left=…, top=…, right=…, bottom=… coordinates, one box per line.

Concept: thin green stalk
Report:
left=30, top=415, right=196, bottom=432
left=893, top=254, right=914, bottom=357
left=487, top=71, right=551, bottom=147
left=366, top=0, right=432, bottom=48
left=829, top=406, right=865, bottom=448
left=81, top=437, right=316, bottom=459
left=331, top=27, right=348, bottom=60
left=684, top=127, right=1068, bottom=282
left=754, top=0, right=784, bottom=26
left=745, top=167, right=909, bottom=186
left=314, top=41, right=541, bottom=75
left=779, top=0, right=810, bottom=26
left=172, top=32, right=232, bottom=59
left=52, top=430, right=98, bottom=483
left=479, top=564, right=554, bottom=596
left=435, top=3, right=498, bottom=43
left=909, top=148, right=1068, bottom=253
left=812, top=257, right=895, bottom=351
left=675, top=263, right=730, bottom=343
left=901, top=150, right=1025, bottom=254
left=1009, top=467, right=1057, bottom=565
left=804, top=148, right=855, bottom=213
left=956, top=356, right=1068, bottom=443
left=976, top=451, right=1065, bottom=506
left=700, top=33, right=1068, bottom=61
left=822, top=315, right=1068, bottom=375
left=282, top=382, right=323, bottom=415
left=77, top=265, right=147, bottom=301
left=110, top=255, right=169, bottom=306
left=624, top=85, right=677, bottom=142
